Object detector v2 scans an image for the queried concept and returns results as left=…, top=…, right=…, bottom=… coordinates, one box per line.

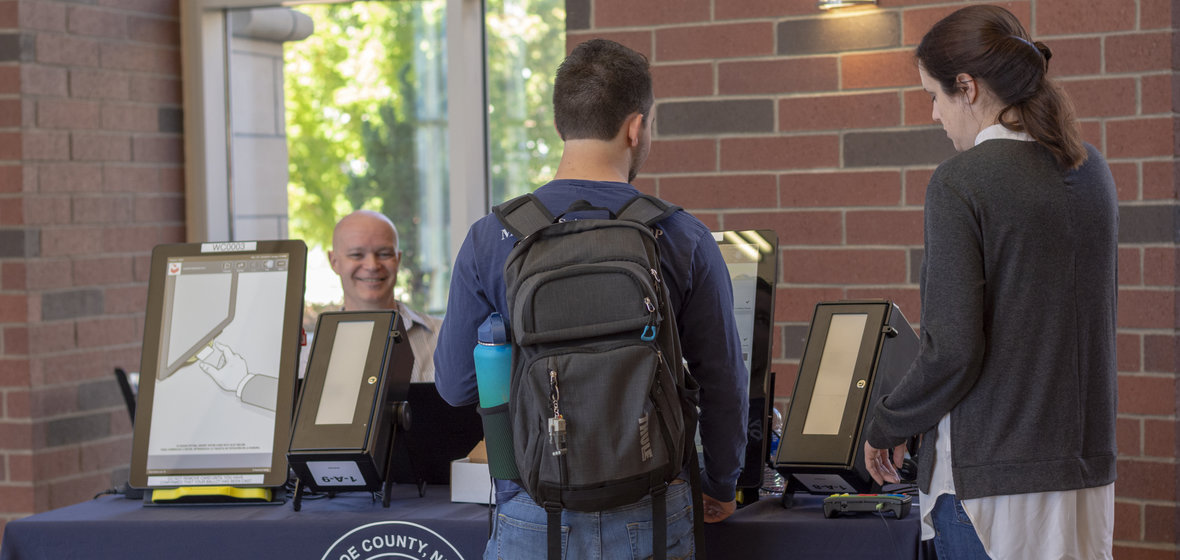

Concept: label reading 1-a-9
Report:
left=307, top=461, right=366, bottom=486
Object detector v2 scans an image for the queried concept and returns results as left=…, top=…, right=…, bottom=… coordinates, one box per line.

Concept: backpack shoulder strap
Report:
left=492, top=193, right=555, bottom=240
left=617, top=194, right=681, bottom=227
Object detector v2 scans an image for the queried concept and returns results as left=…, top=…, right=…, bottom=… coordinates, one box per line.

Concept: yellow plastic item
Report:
left=150, top=486, right=272, bottom=504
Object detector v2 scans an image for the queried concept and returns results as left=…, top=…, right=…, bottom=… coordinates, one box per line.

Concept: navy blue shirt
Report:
left=434, top=179, right=749, bottom=503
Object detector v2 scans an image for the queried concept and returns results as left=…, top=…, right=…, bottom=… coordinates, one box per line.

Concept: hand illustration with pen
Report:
left=197, top=341, right=278, bottom=412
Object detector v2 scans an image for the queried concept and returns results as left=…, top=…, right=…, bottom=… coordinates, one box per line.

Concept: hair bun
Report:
left=1034, top=41, right=1052, bottom=62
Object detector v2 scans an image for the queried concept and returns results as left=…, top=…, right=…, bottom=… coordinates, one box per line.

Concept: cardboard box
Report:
left=450, top=458, right=495, bottom=504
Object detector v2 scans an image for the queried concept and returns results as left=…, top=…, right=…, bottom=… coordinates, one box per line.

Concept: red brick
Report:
left=40, top=226, right=106, bottom=257
left=128, top=75, right=180, bottom=104
left=39, top=163, right=103, bottom=194
left=102, top=225, right=163, bottom=253
left=35, top=99, right=101, bottom=130
left=103, top=285, right=146, bottom=314
left=0, top=99, right=19, bottom=128
left=719, top=57, right=838, bottom=96
left=133, top=255, right=151, bottom=282
left=1117, top=374, right=1176, bottom=416
left=905, top=168, right=934, bottom=205
left=0, top=165, right=20, bottom=193
left=1106, top=32, right=1173, bottom=74
left=1140, top=0, right=1172, bottom=30
left=132, top=194, right=182, bottom=224
left=26, top=259, right=73, bottom=291
left=1077, top=120, right=1102, bottom=150
left=1106, top=118, right=1173, bottom=159
left=72, top=195, right=133, bottom=224
left=1118, top=247, right=1141, bottom=286
left=100, top=103, right=157, bottom=132
left=99, top=42, right=180, bottom=74
left=772, top=366, right=797, bottom=399
left=721, top=135, right=840, bottom=171
left=19, top=65, right=66, bottom=97
left=24, top=194, right=79, bottom=224
left=694, top=212, right=721, bottom=231
left=72, top=255, right=134, bottom=286
left=846, top=209, right=924, bottom=245
left=127, top=15, right=177, bottom=45
left=655, top=23, right=774, bottom=62
left=716, top=0, right=814, bottom=19
left=1116, top=417, right=1141, bottom=456
left=777, top=287, right=846, bottom=323
left=76, top=316, right=138, bottom=347
left=0, top=198, right=21, bottom=225
left=596, top=0, right=709, bottom=28
left=565, top=30, right=653, bottom=59
left=1144, top=503, right=1176, bottom=543
left=1113, top=501, right=1140, bottom=540
left=1, top=262, right=25, bottom=290
left=652, top=63, right=713, bottom=99
left=29, top=322, right=75, bottom=354
left=35, top=34, right=100, bottom=67
left=0, top=67, right=16, bottom=94
left=724, top=210, right=844, bottom=246
left=0, top=484, right=34, bottom=512
left=1142, top=419, right=1175, bottom=460
left=841, top=50, right=920, bottom=90
left=98, top=0, right=179, bottom=17
left=0, top=294, right=26, bottom=323
left=22, top=131, right=70, bottom=161
left=1045, top=38, right=1102, bottom=78
left=19, top=1, right=64, bottom=31
left=31, top=447, right=80, bottom=480
left=1142, top=161, right=1175, bottom=200
left=67, top=5, right=127, bottom=38
left=131, top=136, right=181, bottom=163
left=903, top=89, right=932, bottom=126
left=0, top=359, right=29, bottom=388
left=0, top=421, right=32, bottom=450
left=1108, top=162, right=1139, bottom=201
left=1117, top=333, right=1141, bottom=373
left=781, top=170, right=902, bottom=208
left=1114, top=458, right=1175, bottom=500
left=4, top=325, right=27, bottom=355
left=0, top=132, right=21, bottom=160
left=102, top=164, right=159, bottom=193
left=659, top=175, right=778, bottom=210
left=780, top=92, right=901, bottom=132
left=903, top=3, right=1031, bottom=46
left=69, top=69, right=130, bottom=101
left=1140, top=74, right=1172, bottom=116
left=1060, top=78, right=1136, bottom=118
left=40, top=350, right=108, bottom=385
left=1142, top=334, right=1176, bottom=374
left=0, top=1, right=15, bottom=27
left=783, top=249, right=908, bottom=284
left=1036, top=0, right=1135, bottom=35
left=1117, top=289, right=1175, bottom=329
left=1143, top=248, right=1175, bottom=287
left=1112, top=545, right=1178, bottom=560
left=29, top=386, right=74, bottom=418
left=79, top=436, right=132, bottom=471
left=72, top=133, right=131, bottom=161
left=47, top=472, right=109, bottom=510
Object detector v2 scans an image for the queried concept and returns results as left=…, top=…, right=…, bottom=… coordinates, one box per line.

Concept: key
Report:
left=548, top=416, right=567, bottom=456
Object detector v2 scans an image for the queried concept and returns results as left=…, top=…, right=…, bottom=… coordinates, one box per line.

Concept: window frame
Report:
left=179, top=0, right=488, bottom=263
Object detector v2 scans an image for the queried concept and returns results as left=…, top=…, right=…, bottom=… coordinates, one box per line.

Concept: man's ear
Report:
left=625, top=112, right=644, bottom=147
left=327, top=250, right=340, bottom=274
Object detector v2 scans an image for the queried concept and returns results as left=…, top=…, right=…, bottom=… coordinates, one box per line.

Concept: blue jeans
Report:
left=931, top=494, right=991, bottom=559
left=483, top=482, right=694, bottom=560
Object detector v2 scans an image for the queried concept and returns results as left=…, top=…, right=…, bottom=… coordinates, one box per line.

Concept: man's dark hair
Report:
left=553, top=39, right=653, bottom=141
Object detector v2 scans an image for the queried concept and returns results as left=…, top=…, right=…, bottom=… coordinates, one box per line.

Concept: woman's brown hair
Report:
left=916, top=5, right=1086, bottom=169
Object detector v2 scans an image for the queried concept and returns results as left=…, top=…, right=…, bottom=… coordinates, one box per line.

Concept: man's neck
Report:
left=342, top=297, right=399, bottom=312
left=553, top=139, right=629, bottom=183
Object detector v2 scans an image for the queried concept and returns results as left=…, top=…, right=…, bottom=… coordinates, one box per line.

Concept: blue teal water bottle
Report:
left=474, top=313, right=519, bottom=480
left=474, top=313, right=511, bottom=408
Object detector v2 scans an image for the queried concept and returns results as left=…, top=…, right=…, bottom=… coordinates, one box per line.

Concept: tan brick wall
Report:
left=0, top=0, right=183, bottom=542
left=571, top=0, right=1179, bottom=556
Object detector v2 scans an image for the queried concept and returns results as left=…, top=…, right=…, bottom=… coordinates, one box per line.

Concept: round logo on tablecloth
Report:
left=322, top=521, right=466, bottom=560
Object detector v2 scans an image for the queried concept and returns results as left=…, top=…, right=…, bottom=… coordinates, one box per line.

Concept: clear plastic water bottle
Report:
left=761, top=407, right=786, bottom=495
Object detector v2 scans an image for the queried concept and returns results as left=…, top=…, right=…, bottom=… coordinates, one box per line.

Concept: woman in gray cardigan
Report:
left=862, top=5, right=1117, bottom=560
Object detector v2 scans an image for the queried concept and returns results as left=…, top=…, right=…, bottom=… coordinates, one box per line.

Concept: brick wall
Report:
left=569, top=0, right=1179, bottom=557
left=0, top=0, right=183, bottom=541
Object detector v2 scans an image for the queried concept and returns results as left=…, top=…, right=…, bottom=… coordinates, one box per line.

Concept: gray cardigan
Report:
left=864, top=139, right=1118, bottom=499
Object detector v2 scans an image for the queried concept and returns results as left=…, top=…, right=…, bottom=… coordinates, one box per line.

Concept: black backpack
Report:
left=493, top=193, right=704, bottom=560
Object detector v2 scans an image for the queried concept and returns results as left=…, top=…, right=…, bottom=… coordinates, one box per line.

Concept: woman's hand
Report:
left=863, top=440, right=906, bottom=486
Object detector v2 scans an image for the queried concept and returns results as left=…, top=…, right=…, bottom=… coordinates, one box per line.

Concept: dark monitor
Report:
left=129, top=240, right=307, bottom=490
left=713, top=230, right=779, bottom=491
left=773, top=300, right=918, bottom=495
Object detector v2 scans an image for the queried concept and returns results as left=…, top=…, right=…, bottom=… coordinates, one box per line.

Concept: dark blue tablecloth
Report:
left=0, top=487, right=931, bottom=559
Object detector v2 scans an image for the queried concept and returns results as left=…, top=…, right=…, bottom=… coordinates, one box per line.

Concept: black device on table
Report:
left=823, top=493, right=912, bottom=519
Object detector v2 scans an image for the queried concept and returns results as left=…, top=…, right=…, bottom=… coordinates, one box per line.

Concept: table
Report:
left=1, top=487, right=932, bottom=559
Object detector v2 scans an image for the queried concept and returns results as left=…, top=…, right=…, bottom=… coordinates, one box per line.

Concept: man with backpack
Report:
left=434, top=38, right=749, bottom=559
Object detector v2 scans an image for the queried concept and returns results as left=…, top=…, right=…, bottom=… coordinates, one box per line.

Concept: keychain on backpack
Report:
left=548, top=369, right=567, bottom=456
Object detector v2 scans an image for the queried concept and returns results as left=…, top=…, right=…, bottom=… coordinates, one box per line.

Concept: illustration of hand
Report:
left=198, top=341, right=249, bottom=392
